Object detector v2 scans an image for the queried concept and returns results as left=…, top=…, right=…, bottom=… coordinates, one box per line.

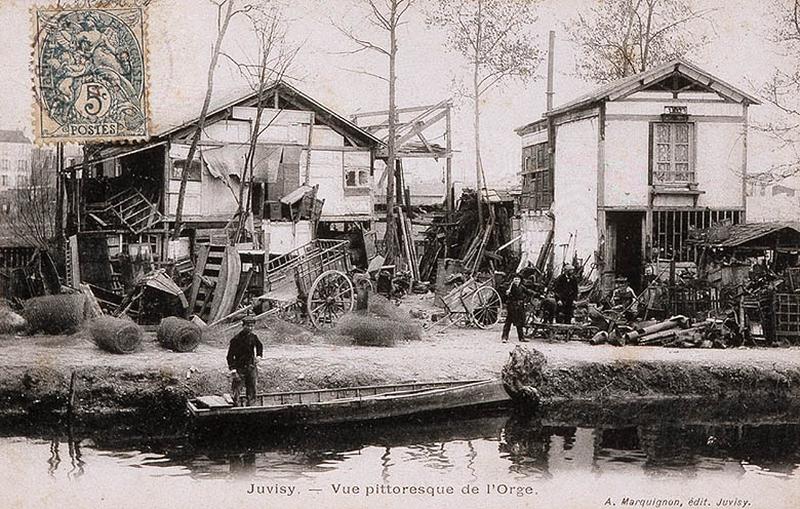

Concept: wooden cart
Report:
left=437, top=276, right=502, bottom=330
left=261, top=239, right=356, bottom=328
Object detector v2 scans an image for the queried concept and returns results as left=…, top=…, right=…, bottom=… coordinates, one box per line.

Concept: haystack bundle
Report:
left=23, top=294, right=86, bottom=334
left=89, top=316, right=142, bottom=354
left=157, top=316, right=201, bottom=352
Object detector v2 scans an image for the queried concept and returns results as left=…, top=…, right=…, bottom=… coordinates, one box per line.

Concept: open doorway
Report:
left=607, top=211, right=644, bottom=291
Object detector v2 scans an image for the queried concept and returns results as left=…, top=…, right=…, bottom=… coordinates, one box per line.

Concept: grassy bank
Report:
left=0, top=326, right=799, bottom=429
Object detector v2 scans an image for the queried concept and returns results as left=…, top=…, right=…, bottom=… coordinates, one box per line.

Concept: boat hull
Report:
left=187, top=379, right=510, bottom=431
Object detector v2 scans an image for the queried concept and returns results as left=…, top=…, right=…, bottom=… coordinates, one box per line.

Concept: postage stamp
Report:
left=32, top=6, right=149, bottom=143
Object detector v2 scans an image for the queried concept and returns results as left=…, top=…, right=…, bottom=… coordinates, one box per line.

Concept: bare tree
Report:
left=172, top=0, right=250, bottom=241
left=223, top=3, right=300, bottom=241
left=332, top=0, right=414, bottom=263
left=758, top=0, right=800, bottom=182
left=428, top=0, right=542, bottom=225
left=7, top=149, right=59, bottom=254
left=566, top=0, right=715, bottom=83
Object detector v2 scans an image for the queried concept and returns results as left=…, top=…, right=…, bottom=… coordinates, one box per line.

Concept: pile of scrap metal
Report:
left=586, top=313, right=732, bottom=348
left=2, top=248, right=61, bottom=302
left=419, top=188, right=520, bottom=287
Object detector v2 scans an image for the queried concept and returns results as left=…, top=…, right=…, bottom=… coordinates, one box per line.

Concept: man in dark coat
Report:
left=553, top=264, right=579, bottom=324
left=227, top=315, right=263, bottom=406
left=502, top=274, right=529, bottom=343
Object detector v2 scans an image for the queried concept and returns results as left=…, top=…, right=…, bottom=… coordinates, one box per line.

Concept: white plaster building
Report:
left=516, top=60, right=760, bottom=290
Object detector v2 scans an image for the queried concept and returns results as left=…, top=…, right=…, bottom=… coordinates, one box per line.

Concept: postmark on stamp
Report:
left=32, top=6, right=150, bottom=143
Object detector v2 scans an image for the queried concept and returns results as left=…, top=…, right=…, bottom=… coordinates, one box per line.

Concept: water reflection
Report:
left=11, top=400, right=800, bottom=484
left=45, top=425, right=85, bottom=479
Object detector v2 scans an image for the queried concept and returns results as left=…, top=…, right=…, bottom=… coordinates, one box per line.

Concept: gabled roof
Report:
left=546, top=59, right=761, bottom=117
left=162, top=81, right=382, bottom=147
left=0, top=130, right=31, bottom=144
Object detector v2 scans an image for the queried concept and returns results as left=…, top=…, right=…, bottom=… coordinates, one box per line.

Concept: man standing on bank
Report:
left=227, top=315, right=263, bottom=406
left=553, top=264, right=579, bottom=324
left=502, top=274, right=529, bottom=343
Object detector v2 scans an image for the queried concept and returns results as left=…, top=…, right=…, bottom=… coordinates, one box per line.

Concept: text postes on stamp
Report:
left=32, top=7, right=149, bottom=143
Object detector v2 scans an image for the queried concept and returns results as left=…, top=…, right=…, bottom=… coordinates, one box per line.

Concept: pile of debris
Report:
left=589, top=314, right=730, bottom=349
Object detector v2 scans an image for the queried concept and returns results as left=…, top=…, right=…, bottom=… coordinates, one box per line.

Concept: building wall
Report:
left=552, top=116, right=599, bottom=272
left=309, top=126, right=372, bottom=219
left=520, top=212, right=553, bottom=265
left=0, top=142, right=32, bottom=191
left=602, top=97, right=746, bottom=209
left=163, top=111, right=374, bottom=221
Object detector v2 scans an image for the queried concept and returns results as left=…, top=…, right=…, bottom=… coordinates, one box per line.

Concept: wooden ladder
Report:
left=190, top=243, right=227, bottom=322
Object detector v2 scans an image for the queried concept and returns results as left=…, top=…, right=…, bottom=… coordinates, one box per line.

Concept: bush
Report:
left=0, top=304, right=27, bottom=335
left=22, top=294, right=86, bottom=335
left=334, top=311, right=422, bottom=347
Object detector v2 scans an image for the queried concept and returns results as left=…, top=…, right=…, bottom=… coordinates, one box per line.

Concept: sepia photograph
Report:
left=0, top=0, right=799, bottom=507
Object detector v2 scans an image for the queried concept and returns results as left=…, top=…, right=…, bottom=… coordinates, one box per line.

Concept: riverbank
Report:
left=0, top=322, right=799, bottom=428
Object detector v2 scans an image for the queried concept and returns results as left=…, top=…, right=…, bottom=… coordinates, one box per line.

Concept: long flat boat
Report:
left=187, top=379, right=510, bottom=429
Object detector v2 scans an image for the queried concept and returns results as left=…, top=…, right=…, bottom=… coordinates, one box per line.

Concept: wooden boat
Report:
left=187, top=379, right=510, bottom=429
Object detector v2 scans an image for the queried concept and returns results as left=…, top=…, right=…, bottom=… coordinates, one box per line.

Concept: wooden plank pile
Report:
left=589, top=314, right=722, bottom=348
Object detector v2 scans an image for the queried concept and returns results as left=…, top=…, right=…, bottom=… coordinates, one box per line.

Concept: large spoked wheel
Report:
left=307, top=270, right=355, bottom=329
left=469, top=286, right=502, bottom=329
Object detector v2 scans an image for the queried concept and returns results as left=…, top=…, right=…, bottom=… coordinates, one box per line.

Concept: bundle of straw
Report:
left=23, top=294, right=86, bottom=334
left=157, top=316, right=201, bottom=353
left=89, top=316, right=142, bottom=354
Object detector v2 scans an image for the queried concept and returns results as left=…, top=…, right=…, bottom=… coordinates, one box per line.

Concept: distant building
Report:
left=516, top=60, right=760, bottom=290
left=0, top=130, right=32, bottom=191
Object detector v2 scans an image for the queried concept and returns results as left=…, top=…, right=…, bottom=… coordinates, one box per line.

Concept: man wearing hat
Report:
left=226, top=315, right=263, bottom=406
left=552, top=264, right=579, bottom=324
left=501, top=273, right=530, bottom=343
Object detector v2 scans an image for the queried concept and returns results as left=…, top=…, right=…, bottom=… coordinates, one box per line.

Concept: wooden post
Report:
left=445, top=103, right=453, bottom=215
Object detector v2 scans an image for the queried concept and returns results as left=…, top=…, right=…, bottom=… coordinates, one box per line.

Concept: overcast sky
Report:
left=0, top=0, right=793, bottom=189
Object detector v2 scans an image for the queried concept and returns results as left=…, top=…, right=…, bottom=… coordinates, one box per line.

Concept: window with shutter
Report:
left=652, top=122, right=694, bottom=184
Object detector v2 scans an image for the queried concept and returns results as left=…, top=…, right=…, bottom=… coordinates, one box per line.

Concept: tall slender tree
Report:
left=758, top=0, right=800, bottom=181
left=566, top=0, right=715, bottom=83
left=332, top=0, right=415, bottom=263
left=172, top=0, right=250, bottom=241
left=428, top=0, right=542, bottom=225
left=222, top=3, right=299, bottom=242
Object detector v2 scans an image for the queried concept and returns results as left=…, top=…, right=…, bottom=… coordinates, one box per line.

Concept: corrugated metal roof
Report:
left=690, top=222, right=800, bottom=248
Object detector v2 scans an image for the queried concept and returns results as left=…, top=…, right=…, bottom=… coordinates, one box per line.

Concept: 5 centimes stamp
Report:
left=32, top=6, right=149, bottom=143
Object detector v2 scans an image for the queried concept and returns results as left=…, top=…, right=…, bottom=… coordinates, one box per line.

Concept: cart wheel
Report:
left=352, top=273, right=374, bottom=293
left=470, top=286, right=502, bottom=329
left=307, top=270, right=355, bottom=329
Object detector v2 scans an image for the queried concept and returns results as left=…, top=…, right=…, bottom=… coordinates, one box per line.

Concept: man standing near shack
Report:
left=553, top=264, right=579, bottom=324
left=227, top=315, right=263, bottom=406
left=502, top=274, right=529, bottom=343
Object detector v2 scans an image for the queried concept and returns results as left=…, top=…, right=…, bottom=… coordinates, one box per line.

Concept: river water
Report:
left=2, top=402, right=800, bottom=509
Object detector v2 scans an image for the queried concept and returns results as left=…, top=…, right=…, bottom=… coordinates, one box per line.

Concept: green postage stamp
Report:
left=32, top=6, right=150, bottom=143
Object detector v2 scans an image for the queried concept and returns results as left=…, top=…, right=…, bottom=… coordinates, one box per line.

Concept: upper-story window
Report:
left=521, top=142, right=551, bottom=211
left=652, top=122, right=694, bottom=184
left=172, top=159, right=202, bottom=181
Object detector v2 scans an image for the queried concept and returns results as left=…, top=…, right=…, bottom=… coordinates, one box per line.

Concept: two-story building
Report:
left=516, top=60, right=760, bottom=290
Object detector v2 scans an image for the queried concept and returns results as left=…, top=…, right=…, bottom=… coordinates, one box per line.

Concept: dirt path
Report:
left=0, top=321, right=799, bottom=423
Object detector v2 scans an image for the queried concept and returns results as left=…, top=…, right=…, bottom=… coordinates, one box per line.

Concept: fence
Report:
left=774, top=293, right=800, bottom=345
left=668, top=286, right=719, bottom=318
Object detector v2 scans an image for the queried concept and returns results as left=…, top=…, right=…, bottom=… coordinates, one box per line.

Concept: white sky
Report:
left=0, top=0, right=794, bottom=189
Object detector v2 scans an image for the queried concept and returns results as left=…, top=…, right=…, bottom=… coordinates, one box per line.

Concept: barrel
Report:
left=89, top=316, right=142, bottom=354
left=157, top=316, right=201, bottom=353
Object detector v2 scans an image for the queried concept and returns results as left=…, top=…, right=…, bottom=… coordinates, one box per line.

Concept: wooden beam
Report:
left=394, top=109, right=449, bottom=148
left=351, top=103, right=446, bottom=119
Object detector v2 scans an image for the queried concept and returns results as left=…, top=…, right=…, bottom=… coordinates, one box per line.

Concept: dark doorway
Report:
left=607, top=212, right=644, bottom=291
